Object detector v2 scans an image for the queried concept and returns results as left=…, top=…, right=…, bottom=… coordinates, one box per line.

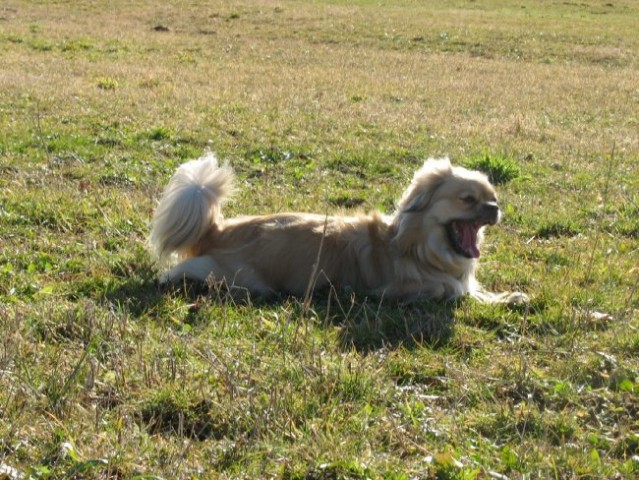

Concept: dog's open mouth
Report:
left=447, top=220, right=483, bottom=259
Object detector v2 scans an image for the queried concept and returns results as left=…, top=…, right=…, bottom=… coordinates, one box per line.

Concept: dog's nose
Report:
left=482, top=202, right=500, bottom=224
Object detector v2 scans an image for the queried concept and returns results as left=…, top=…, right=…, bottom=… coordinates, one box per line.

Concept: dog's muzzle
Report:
left=446, top=202, right=500, bottom=259
left=481, top=201, right=500, bottom=225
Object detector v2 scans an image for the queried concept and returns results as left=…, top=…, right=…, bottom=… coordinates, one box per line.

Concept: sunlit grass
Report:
left=1, top=0, right=638, bottom=477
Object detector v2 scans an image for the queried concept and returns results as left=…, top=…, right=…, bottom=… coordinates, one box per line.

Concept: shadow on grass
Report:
left=105, top=271, right=456, bottom=351
left=101, top=266, right=166, bottom=318
left=307, top=290, right=457, bottom=351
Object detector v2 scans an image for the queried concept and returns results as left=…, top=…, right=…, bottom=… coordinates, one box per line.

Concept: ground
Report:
left=0, top=0, right=638, bottom=478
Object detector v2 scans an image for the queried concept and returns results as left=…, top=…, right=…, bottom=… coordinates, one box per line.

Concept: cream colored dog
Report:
left=150, top=153, right=525, bottom=303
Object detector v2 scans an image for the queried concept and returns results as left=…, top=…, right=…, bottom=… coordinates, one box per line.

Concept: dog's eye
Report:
left=461, top=195, right=477, bottom=205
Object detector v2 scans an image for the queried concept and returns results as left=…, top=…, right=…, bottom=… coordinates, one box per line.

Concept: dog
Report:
left=150, top=153, right=526, bottom=303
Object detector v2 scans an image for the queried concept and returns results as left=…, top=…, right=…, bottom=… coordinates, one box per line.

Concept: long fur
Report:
left=150, top=153, right=524, bottom=302
left=150, top=153, right=234, bottom=261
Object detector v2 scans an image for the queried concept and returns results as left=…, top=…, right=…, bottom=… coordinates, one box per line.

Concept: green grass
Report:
left=1, top=0, right=639, bottom=478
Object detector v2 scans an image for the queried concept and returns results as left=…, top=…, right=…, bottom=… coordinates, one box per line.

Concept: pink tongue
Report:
left=460, top=223, right=480, bottom=258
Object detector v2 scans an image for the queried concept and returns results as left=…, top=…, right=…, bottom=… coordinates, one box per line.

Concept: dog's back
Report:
left=189, top=212, right=393, bottom=296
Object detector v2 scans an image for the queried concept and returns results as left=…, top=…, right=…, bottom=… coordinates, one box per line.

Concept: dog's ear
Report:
left=403, top=188, right=438, bottom=213
left=400, top=157, right=452, bottom=213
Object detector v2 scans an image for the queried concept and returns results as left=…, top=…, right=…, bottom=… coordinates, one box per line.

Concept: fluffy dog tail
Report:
left=150, top=152, right=234, bottom=261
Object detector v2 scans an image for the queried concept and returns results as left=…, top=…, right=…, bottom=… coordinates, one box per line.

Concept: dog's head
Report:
left=394, top=157, right=500, bottom=265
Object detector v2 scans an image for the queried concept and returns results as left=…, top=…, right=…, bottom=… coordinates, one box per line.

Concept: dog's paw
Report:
left=476, top=290, right=530, bottom=306
left=158, top=271, right=171, bottom=285
left=156, top=272, right=175, bottom=292
left=502, top=291, right=530, bottom=306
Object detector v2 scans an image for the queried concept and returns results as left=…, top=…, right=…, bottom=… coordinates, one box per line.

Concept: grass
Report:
left=1, top=0, right=638, bottom=477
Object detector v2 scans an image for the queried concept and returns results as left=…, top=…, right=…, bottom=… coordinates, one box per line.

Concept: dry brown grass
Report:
left=3, top=0, right=637, bottom=156
left=1, top=0, right=638, bottom=478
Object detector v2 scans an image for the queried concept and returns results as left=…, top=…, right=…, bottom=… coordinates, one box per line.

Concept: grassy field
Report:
left=1, top=0, right=639, bottom=478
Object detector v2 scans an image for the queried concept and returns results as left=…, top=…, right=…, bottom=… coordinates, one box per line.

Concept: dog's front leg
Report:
left=471, top=289, right=530, bottom=305
left=380, top=282, right=448, bottom=302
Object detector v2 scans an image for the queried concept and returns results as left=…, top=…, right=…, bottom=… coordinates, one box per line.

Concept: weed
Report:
left=465, top=152, right=521, bottom=185
left=96, top=77, right=118, bottom=90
